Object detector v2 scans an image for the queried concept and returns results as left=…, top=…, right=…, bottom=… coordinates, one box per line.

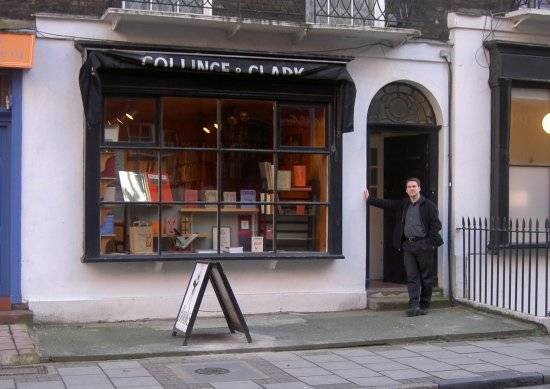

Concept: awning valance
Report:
left=78, top=47, right=356, bottom=133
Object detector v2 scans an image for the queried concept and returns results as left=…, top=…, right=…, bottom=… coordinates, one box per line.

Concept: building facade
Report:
left=0, top=0, right=547, bottom=322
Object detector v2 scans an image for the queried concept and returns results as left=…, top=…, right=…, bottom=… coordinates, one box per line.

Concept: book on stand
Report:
left=146, top=173, right=173, bottom=202
left=240, top=189, right=256, bottom=209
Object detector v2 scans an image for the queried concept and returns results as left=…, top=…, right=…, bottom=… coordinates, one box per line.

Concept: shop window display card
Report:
left=173, top=261, right=252, bottom=345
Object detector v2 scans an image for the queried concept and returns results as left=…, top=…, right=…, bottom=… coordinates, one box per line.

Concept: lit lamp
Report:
left=543, top=113, right=550, bottom=135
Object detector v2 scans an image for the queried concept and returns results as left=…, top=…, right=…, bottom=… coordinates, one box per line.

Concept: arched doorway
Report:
left=366, top=82, right=439, bottom=287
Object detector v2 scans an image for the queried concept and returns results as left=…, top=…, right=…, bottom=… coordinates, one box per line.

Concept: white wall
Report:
left=22, top=15, right=448, bottom=322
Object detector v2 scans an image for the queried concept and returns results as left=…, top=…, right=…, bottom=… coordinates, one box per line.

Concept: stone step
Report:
left=367, top=293, right=450, bottom=311
left=0, top=310, right=33, bottom=325
left=368, top=287, right=444, bottom=298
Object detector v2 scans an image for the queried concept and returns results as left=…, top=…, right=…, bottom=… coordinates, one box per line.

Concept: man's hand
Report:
left=364, top=189, right=370, bottom=201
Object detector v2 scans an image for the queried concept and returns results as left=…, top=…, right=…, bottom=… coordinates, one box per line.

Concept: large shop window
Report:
left=509, top=88, right=550, bottom=220
left=95, top=96, right=332, bottom=259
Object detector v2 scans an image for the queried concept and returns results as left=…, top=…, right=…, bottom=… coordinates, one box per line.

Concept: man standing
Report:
left=364, top=178, right=442, bottom=317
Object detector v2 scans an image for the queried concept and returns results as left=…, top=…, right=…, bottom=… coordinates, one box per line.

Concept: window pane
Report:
left=221, top=99, right=273, bottom=149
left=280, top=105, right=326, bottom=148
left=273, top=205, right=328, bottom=253
left=510, top=88, right=550, bottom=166
left=100, top=149, right=161, bottom=203
left=162, top=97, right=217, bottom=148
left=509, top=88, right=550, bottom=219
left=177, top=208, right=219, bottom=254
left=221, top=151, right=272, bottom=198
left=99, top=204, right=158, bottom=255
left=0, top=74, right=10, bottom=109
left=103, top=98, right=156, bottom=144
left=509, top=166, right=550, bottom=220
left=277, top=153, right=328, bottom=202
left=161, top=151, right=217, bottom=203
left=220, top=209, right=265, bottom=253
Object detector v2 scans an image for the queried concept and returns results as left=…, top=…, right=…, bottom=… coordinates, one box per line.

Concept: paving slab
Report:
left=31, top=307, right=543, bottom=363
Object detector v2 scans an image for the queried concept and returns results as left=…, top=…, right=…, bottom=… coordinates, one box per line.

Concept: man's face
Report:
left=405, top=181, right=420, bottom=199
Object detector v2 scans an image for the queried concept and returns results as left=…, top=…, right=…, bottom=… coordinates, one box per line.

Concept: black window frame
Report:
left=84, top=70, right=344, bottom=262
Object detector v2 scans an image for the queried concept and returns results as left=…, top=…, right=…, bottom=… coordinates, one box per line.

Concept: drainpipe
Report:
left=440, top=49, right=455, bottom=305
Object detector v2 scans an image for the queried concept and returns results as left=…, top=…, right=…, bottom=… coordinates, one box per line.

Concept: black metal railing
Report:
left=459, top=217, right=550, bottom=317
left=108, top=0, right=417, bottom=27
left=511, top=0, right=550, bottom=10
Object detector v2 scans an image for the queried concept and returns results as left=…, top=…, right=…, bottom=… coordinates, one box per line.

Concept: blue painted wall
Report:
left=0, top=70, right=22, bottom=303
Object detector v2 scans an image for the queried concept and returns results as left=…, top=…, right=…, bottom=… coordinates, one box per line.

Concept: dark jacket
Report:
left=367, top=196, right=443, bottom=251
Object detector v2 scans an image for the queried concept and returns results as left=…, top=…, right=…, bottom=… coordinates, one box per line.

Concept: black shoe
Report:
left=406, top=308, right=421, bottom=317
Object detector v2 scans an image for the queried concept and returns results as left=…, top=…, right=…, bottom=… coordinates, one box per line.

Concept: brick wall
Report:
left=0, top=0, right=113, bottom=20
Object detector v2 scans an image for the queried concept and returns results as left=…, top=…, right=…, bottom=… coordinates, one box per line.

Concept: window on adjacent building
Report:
left=95, top=96, right=332, bottom=258
left=509, top=88, right=550, bottom=220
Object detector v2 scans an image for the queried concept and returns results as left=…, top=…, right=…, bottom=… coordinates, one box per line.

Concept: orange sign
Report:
left=0, top=33, right=35, bottom=68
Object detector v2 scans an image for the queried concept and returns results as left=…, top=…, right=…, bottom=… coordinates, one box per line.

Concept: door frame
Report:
left=365, top=124, right=440, bottom=289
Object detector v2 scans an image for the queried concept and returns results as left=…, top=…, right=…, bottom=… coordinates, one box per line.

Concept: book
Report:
left=260, top=192, right=266, bottom=214
left=223, top=247, right=243, bottom=253
left=119, top=171, right=149, bottom=202
left=100, top=213, right=115, bottom=235
left=223, top=191, right=237, bottom=208
left=238, top=215, right=252, bottom=251
left=251, top=236, right=264, bottom=252
left=277, top=170, right=291, bottom=190
left=204, top=189, right=218, bottom=208
left=183, top=189, right=199, bottom=208
left=292, top=165, right=307, bottom=187
left=240, top=189, right=256, bottom=208
left=146, top=173, right=174, bottom=202
left=258, top=162, right=274, bottom=190
left=212, top=226, right=231, bottom=251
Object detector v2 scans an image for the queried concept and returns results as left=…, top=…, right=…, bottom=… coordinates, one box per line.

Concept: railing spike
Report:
left=515, top=218, right=519, bottom=229
left=528, top=218, right=532, bottom=229
left=467, top=217, right=471, bottom=227
left=535, top=219, right=539, bottom=229
left=484, top=217, right=488, bottom=228
left=462, top=216, right=465, bottom=227
left=522, top=218, right=526, bottom=228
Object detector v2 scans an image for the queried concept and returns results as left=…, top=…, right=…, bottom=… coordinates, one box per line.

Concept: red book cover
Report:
left=146, top=173, right=173, bottom=202
left=183, top=189, right=199, bottom=208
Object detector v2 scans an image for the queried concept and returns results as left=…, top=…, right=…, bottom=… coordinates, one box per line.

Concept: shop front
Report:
left=77, top=44, right=355, bottom=262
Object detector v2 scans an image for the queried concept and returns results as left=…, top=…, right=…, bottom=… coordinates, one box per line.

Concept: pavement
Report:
left=0, top=306, right=547, bottom=387
left=31, top=306, right=545, bottom=362
left=0, top=336, right=549, bottom=388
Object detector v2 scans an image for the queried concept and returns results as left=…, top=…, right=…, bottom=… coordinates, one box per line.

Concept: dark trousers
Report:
left=402, top=239, right=434, bottom=309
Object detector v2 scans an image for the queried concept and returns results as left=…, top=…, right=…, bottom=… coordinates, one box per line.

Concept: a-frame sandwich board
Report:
left=172, top=260, right=252, bottom=346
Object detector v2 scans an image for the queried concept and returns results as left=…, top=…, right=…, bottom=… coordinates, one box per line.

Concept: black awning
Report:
left=79, top=48, right=356, bottom=133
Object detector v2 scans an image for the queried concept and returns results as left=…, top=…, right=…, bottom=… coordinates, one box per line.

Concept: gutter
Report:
left=440, top=49, right=455, bottom=305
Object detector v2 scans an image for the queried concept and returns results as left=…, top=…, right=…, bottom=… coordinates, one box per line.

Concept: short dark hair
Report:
left=405, top=177, right=421, bottom=187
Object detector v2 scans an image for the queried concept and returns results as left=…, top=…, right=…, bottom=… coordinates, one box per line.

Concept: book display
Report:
left=96, top=96, right=329, bottom=257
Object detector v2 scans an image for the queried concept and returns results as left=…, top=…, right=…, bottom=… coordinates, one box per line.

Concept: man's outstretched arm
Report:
left=364, top=188, right=402, bottom=210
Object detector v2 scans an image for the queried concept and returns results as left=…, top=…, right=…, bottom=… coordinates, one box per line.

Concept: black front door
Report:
left=383, top=134, right=435, bottom=283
